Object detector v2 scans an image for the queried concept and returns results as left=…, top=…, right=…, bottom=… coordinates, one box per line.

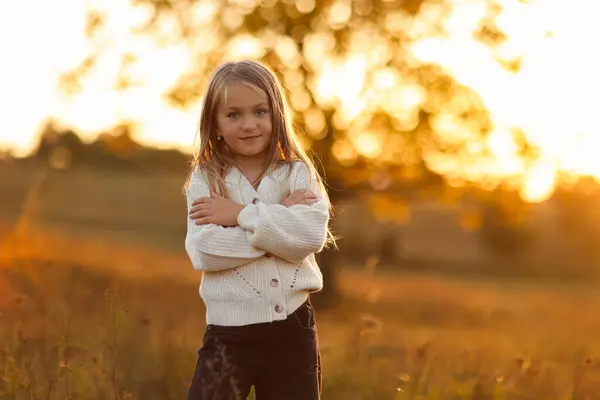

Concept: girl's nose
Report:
left=242, top=118, right=257, bottom=131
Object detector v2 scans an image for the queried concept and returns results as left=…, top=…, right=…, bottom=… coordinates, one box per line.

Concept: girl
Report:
left=183, top=60, right=334, bottom=400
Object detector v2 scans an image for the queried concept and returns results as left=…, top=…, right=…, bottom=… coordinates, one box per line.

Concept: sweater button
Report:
left=270, top=278, right=279, bottom=287
left=252, top=198, right=260, bottom=204
left=274, top=305, right=283, bottom=313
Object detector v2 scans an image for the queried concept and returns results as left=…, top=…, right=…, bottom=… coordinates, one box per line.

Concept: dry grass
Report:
left=3, top=164, right=600, bottom=399
left=3, top=230, right=600, bottom=399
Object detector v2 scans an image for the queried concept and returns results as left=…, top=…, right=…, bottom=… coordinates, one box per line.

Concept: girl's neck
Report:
left=235, top=154, right=269, bottom=182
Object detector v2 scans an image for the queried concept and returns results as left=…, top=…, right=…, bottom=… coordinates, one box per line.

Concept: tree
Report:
left=478, top=187, right=536, bottom=262
left=554, top=181, right=600, bottom=270
left=35, top=124, right=84, bottom=169
left=64, top=0, right=532, bottom=307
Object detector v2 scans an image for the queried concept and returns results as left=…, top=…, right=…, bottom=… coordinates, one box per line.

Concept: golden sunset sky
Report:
left=1, top=0, right=599, bottom=202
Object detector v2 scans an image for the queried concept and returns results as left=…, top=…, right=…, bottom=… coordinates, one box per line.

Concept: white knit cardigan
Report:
left=184, top=161, right=329, bottom=326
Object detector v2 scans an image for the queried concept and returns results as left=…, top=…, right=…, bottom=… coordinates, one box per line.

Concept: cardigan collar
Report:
left=224, top=162, right=291, bottom=196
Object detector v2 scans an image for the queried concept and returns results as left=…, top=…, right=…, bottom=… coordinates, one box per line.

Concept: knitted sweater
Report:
left=184, top=161, right=329, bottom=326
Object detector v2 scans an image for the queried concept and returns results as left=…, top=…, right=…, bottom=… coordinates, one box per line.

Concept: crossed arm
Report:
left=185, top=165, right=328, bottom=272
left=184, top=182, right=266, bottom=272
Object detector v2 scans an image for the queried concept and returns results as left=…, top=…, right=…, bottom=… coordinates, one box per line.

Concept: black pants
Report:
left=187, top=299, right=322, bottom=400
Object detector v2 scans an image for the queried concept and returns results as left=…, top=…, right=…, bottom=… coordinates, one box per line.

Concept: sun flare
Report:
left=1, top=0, right=599, bottom=202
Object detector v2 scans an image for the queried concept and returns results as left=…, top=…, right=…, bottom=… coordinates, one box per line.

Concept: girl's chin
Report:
left=232, top=147, right=269, bottom=159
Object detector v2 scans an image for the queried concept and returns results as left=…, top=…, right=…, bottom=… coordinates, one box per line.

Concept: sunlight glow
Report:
left=354, top=133, right=382, bottom=159
left=410, top=0, right=600, bottom=201
left=0, top=0, right=201, bottom=156
left=314, top=55, right=367, bottom=109
left=1, top=0, right=599, bottom=203
left=520, top=158, right=557, bottom=203
left=0, top=0, right=88, bottom=156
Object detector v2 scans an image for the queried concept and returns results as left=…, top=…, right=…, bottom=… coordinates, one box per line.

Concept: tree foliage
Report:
left=70, top=0, right=526, bottom=196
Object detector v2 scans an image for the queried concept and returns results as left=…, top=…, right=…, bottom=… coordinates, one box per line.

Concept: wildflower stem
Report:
left=367, top=350, right=376, bottom=399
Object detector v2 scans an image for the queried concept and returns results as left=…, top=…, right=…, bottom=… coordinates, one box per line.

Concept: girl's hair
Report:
left=185, top=59, right=336, bottom=247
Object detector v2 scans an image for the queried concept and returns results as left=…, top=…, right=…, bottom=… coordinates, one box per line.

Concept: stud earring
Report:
left=217, top=135, right=222, bottom=141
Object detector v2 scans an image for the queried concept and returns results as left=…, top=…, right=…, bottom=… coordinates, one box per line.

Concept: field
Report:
left=2, top=164, right=600, bottom=399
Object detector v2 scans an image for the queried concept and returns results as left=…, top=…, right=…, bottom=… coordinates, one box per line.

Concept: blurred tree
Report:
left=478, top=188, right=535, bottom=262
left=0, top=149, right=14, bottom=163
left=554, top=181, right=600, bottom=269
left=120, top=0, right=519, bottom=194
left=98, top=125, right=139, bottom=159
left=65, top=0, right=535, bottom=307
left=35, top=125, right=84, bottom=169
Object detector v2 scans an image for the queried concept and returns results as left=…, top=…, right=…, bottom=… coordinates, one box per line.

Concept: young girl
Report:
left=183, top=60, right=334, bottom=400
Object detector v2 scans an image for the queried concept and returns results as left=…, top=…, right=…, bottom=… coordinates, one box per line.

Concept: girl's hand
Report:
left=189, top=191, right=245, bottom=226
left=281, top=189, right=318, bottom=208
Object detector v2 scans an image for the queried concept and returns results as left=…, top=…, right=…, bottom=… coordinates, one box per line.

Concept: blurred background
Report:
left=2, top=0, right=600, bottom=399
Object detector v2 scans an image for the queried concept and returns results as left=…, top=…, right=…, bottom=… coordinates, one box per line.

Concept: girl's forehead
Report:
left=220, top=81, right=268, bottom=107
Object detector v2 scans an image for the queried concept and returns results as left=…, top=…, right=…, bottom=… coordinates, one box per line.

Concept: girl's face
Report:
left=216, top=82, right=273, bottom=164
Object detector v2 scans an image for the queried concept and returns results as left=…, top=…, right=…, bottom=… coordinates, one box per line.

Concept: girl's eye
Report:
left=227, top=110, right=268, bottom=118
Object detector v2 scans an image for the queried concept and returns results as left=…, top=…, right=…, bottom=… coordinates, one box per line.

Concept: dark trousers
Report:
left=187, top=299, right=322, bottom=400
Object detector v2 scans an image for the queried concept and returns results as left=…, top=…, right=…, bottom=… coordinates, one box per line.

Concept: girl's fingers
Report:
left=192, top=197, right=213, bottom=207
left=193, top=213, right=215, bottom=224
left=289, top=198, right=319, bottom=207
left=296, top=190, right=312, bottom=199
left=280, top=190, right=291, bottom=205
left=283, top=190, right=318, bottom=207
left=189, top=203, right=210, bottom=214
left=190, top=209, right=212, bottom=219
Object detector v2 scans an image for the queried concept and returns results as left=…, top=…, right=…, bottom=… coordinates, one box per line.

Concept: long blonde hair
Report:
left=185, top=60, right=336, bottom=247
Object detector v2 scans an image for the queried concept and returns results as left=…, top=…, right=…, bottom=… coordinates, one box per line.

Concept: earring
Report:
left=217, top=135, right=222, bottom=141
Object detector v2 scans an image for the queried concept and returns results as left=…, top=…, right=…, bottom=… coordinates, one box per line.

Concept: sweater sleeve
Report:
left=184, top=172, right=266, bottom=272
left=236, top=162, right=330, bottom=263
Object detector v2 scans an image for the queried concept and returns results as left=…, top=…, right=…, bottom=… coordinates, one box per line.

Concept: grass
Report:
left=3, top=163, right=600, bottom=399
left=3, top=230, right=600, bottom=399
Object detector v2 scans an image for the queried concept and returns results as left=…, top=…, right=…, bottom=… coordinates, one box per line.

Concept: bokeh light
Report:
left=1, top=0, right=599, bottom=203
